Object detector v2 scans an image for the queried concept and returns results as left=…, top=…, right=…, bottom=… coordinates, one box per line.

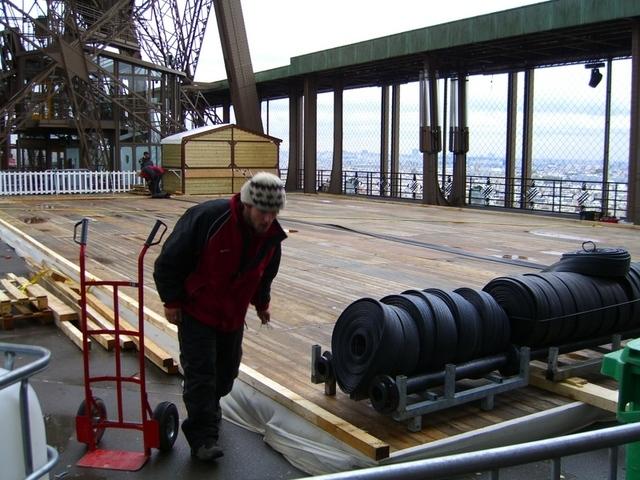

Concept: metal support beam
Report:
left=628, top=22, right=640, bottom=224
left=214, top=0, right=263, bottom=133
left=222, top=103, right=231, bottom=123
left=329, top=82, right=344, bottom=194
left=450, top=75, right=469, bottom=206
left=303, top=77, right=318, bottom=194
left=521, top=69, right=535, bottom=208
left=420, top=67, right=447, bottom=205
left=441, top=79, right=449, bottom=187
left=505, top=72, right=518, bottom=208
left=390, top=84, right=401, bottom=197
left=380, top=85, right=390, bottom=196
left=303, top=79, right=318, bottom=193
left=286, top=89, right=302, bottom=191
left=602, top=59, right=613, bottom=216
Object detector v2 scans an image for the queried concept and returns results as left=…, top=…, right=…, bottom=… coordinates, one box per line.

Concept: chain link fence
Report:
left=272, top=59, right=631, bottom=219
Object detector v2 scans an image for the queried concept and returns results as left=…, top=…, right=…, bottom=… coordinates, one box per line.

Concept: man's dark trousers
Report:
left=178, top=311, right=244, bottom=449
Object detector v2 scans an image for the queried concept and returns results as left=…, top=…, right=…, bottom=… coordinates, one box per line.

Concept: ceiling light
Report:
left=585, top=62, right=605, bottom=88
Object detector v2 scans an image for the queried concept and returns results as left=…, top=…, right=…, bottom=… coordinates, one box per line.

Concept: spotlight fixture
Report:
left=585, top=62, right=605, bottom=88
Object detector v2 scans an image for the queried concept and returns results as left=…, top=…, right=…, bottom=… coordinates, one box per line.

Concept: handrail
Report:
left=0, top=344, right=51, bottom=388
left=26, top=446, right=58, bottom=480
left=283, top=169, right=629, bottom=220
left=310, top=421, right=640, bottom=479
left=0, top=343, right=59, bottom=480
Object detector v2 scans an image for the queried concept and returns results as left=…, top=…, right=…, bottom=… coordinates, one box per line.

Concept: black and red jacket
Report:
left=153, top=194, right=287, bottom=332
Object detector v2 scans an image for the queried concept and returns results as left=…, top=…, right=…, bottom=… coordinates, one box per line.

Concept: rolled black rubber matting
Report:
left=587, top=276, right=627, bottom=336
left=331, top=298, right=406, bottom=395
left=551, top=272, right=603, bottom=341
left=483, top=276, right=550, bottom=347
left=384, top=302, right=420, bottom=375
left=515, top=274, right=555, bottom=347
left=385, top=293, right=436, bottom=372
left=400, top=290, right=457, bottom=370
left=455, top=287, right=511, bottom=356
left=522, top=273, right=572, bottom=346
left=623, top=262, right=640, bottom=328
left=424, top=288, right=482, bottom=363
left=525, top=272, right=577, bottom=345
left=543, top=242, right=630, bottom=278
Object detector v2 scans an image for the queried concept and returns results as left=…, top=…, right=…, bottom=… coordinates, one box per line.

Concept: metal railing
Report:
left=283, top=169, right=628, bottom=220
left=310, top=421, right=638, bottom=480
left=0, top=170, right=141, bottom=195
left=0, top=343, right=58, bottom=480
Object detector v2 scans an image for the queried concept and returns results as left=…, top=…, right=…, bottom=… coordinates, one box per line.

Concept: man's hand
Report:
left=164, top=306, right=182, bottom=325
left=256, top=307, right=270, bottom=325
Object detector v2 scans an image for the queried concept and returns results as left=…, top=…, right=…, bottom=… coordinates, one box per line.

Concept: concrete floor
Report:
left=6, top=322, right=305, bottom=480
left=1, top=240, right=305, bottom=480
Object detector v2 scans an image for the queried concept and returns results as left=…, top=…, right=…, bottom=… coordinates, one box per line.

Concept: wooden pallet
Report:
left=0, top=274, right=53, bottom=329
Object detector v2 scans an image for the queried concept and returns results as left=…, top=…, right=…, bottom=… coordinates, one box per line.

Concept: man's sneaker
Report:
left=191, top=442, right=224, bottom=461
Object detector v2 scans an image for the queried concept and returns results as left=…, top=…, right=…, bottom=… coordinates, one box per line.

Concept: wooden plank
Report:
left=0, top=290, right=11, bottom=315
left=85, top=302, right=136, bottom=350
left=0, top=219, right=178, bottom=339
left=28, top=283, right=77, bottom=322
left=184, top=168, right=235, bottom=179
left=54, top=315, right=87, bottom=351
left=238, top=364, right=390, bottom=461
left=86, top=318, right=115, bottom=351
left=0, top=315, right=14, bottom=330
left=7, top=274, right=48, bottom=309
left=0, top=278, right=31, bottom=304
left=0, top=276, right=51, bottom=325
left=38, top=276, right=178, bottom=373
left=529, top=365, right=618, bottom=413
left=37, top=276, right=128, bottom=351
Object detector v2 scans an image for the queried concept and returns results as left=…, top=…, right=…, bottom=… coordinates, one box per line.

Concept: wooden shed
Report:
left=160, top=124, right=281, bottom=195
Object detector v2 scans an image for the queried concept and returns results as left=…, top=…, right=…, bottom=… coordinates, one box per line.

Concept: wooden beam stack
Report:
left=37, top=269, right=179, bottom=374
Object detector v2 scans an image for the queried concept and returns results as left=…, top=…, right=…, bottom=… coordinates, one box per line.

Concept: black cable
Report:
left=543, top=241, right=630, bottom=278
left=282, top=218, right=546, bottom=270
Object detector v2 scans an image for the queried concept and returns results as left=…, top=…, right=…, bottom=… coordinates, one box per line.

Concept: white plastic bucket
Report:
left=0, top=367, right=49, bottom=480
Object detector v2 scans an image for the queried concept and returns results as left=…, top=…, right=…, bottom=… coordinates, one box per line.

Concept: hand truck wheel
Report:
left=152, top=401, right=179, bottom=451
left=76, top=397, right=107, bottom=445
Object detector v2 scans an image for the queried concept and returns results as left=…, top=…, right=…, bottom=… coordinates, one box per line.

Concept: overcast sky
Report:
left=195, top=0, right=547, bottom=82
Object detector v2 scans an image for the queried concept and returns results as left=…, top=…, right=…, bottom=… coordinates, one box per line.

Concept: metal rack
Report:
left=311, top=344, right=530, bottom=432
left=530, top=332, right=638, bottom=382
left=383, top=348, right=530, bottom=432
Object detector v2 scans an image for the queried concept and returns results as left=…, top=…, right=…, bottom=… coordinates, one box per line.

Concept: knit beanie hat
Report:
left=240, top=172, right=286, bottom=212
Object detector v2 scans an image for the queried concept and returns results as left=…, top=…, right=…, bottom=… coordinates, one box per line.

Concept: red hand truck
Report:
left=73, top=218, right=178, bottom=471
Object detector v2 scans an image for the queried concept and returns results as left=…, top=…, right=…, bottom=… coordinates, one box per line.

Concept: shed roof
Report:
left=160, top=123, right=282, bottom=145
left=160, top=124, right=231, bottom=145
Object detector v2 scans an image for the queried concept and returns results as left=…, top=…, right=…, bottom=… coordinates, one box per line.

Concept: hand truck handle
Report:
left=145, top=220, right=167, bottom=247
left=73, top=218, right=89, bottom=245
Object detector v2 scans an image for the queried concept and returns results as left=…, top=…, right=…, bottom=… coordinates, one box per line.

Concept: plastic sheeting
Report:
left=222, top=378, right=615, bottom=476
left=221, top=380, right=377, bottom=475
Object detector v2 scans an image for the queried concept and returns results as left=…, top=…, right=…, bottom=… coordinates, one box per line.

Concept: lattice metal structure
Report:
left=135, top=0, right=221, bottom=127
left=0, top=0, right=221, bottom=171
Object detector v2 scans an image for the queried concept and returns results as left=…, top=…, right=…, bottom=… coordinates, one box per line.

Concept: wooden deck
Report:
left=1, top=192, right=638, bottom=459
